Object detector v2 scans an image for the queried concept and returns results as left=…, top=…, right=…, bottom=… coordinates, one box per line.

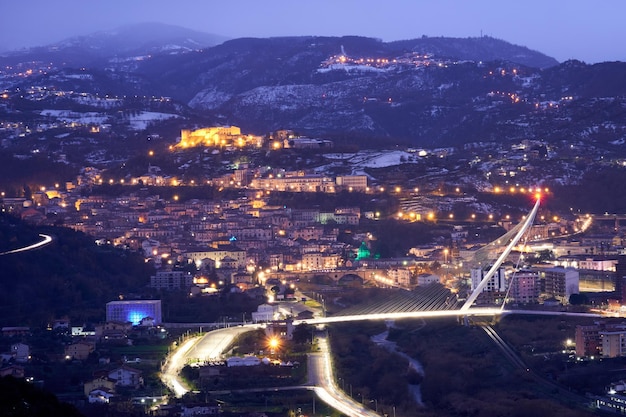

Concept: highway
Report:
left=161, top=326, right=250, bottom=397
left=308, top=332, right=380, bottom=417
left=162, top=325, right=379, bottom=416
left=0, top=233, right=53, bottom=255
left=162, top=306, right=603, bottom=415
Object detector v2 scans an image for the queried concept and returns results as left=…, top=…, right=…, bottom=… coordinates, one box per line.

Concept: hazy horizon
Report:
left=1, top=0, right=625, bottom=64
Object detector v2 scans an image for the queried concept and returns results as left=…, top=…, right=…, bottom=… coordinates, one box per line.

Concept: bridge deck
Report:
left=333, top=284, right=459, bottom=317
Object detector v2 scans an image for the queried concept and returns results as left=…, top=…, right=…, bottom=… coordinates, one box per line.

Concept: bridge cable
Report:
left=501, top=221, right=532, bottom=312
left=460, top=198, right=540, bottom=312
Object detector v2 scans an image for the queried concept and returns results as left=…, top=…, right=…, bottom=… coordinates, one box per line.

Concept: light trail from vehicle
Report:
left=161, top=336, right=201, bottom=397
left=0, top=233, right=53, bottom=255
left=161, top=326, right=251, bottom=398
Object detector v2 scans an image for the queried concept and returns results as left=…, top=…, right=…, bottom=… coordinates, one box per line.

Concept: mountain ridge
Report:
left=0, top=22, right=228, bottom=67
left=1, top=27, right=625, bottom=150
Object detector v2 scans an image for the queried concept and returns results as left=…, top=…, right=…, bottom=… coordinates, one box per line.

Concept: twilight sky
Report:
left=1, top=0, right=624, bottom=63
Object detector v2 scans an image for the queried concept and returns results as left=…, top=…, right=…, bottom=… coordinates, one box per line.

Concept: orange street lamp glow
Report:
left=268, top=337, right=279, bottom=350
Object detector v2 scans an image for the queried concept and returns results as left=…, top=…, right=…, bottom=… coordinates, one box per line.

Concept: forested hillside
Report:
left=0, top=214, right=153, bottom=326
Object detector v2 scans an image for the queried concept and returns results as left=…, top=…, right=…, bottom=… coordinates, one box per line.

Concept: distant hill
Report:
left=1, top=30, right=626, bottom=149
left=390, top=36, right=558, bottom=69
left=53, top=22, right=228, bottom=56
left=0, top=22, right=228, bottom=67
left=133, top=37, right=623, bottom=145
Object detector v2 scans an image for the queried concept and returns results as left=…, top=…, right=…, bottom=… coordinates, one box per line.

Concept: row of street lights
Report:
left=337, top=376, right=395, bottom=416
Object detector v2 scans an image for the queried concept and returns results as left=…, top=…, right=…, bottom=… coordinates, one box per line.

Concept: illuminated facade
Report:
left=301, top=252, right=341, bottom=271
left=249, top=174, right=335, bottom=192
left=178, top=126, right=263, bottom=148
left=601, top=330, right=626, bottom=358
left=106, top=300, right=162, bottom=325
left=185, top=246, right=246, bottom=269
left=336, top=175, right=368, bottom=191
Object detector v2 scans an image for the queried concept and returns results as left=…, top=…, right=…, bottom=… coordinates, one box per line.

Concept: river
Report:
left=371, top=321, right=424, bottom=406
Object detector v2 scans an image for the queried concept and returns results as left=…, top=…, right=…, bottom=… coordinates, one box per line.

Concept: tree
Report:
left=569, top=293, right=589, bottom=305
left=0, top=376, right=82, bottom=417
left=292, top=323, right=313, bottom=345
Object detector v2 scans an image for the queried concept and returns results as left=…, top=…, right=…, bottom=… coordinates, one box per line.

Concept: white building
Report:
left=88, top=388, right=115, bottom=404
left=388, top=268, right=413, bottom=287
left=11, top=343, right=29, bottom=363
left=252, top=304, right=277, bottom=323
left=601, top=330, right=626, bottom=358
left=470, top=267, right=507, bottom=292
left=541, top=267, right=580, bottom=304
left=416, top=273, right=440, bottom=286
left=185, top=246, right=246, bottom=269
left=301, top=252, right=340, bottom=271
left=336, top=175, right=368, bottom=191
left=108, top=365, right=143, bottom=388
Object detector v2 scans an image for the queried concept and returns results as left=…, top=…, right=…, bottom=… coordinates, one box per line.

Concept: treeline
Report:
left=267, top=190, right=399, bottom=215
left=0, top=153, right=77, bottom=196
left=0, top=214, right=153, bottom=326
left=0, top=213, right=41, bottom=252
left=0, top=376, right=82, bottom=417
left=549, top=166, right=626, bottom=214
left=84, top=184, right=244, bottom=202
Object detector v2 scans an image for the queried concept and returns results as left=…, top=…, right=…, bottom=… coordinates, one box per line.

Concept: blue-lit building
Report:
left=106, top=300, right=162, bottom=325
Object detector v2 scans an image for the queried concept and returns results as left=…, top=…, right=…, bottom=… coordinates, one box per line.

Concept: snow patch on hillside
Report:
left=189, top=88, right=234, bottom=109
left=71, top=95, right=123, bottom=109
left=126, top=112, right=180, bottom=130
left=317, top=64, right=388, bottom=74
left=324, top=150, right=419, bottom=168
left=40, top=109, right=109, bottom=124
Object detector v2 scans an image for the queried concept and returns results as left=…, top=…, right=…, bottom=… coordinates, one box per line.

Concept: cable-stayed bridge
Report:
left=295, top=197, right=603, bottom=326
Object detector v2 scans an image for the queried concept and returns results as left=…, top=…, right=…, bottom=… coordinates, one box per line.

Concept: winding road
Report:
left=162, top=326, right=378, bottom=416
left=161, top=326, right=250, bottom=397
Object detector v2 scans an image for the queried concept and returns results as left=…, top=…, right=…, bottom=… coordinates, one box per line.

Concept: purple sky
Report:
left=1, top=0, right=624, bottom=63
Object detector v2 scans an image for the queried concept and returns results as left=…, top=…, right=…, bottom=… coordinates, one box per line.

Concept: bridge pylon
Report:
left=460, top=198, right=540, bottom=313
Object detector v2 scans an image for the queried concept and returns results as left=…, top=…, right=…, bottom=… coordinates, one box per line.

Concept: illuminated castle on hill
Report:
left=178, top=126, right=263, bottom=149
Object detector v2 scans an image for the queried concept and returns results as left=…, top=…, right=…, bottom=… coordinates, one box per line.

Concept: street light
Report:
left=371, top=399, right=378, bottom=412
left=268, top=336, right=280, bottom=355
